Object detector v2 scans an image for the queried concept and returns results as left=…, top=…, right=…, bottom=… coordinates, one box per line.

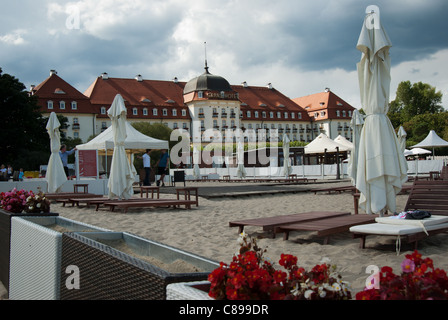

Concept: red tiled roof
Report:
left=232, top=85, right=311, bottom=121
left=85, top=76, right=190, bottom=120
left=33, top=73, right=94, bottom=114
left=292, top=90, right=355, bottom=120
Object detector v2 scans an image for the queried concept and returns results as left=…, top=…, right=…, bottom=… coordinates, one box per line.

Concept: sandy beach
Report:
left=2, top=179, right=448, bottom=298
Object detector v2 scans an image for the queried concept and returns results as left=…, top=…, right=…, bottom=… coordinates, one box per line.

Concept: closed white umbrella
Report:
left=236, top=141, right=247, bottom=179
left=193, top=146, right=201, bottom=179
left=282, top=135, right=292, bottom=178
left=397, top=126, right=407, bottom=153
left=107, top=94, right=135, bottom=200
left=348, top=109, right=364, bottom=186
left=355, top=8, right=408, bottom=215
left=45, top=112, right=67, bottom=193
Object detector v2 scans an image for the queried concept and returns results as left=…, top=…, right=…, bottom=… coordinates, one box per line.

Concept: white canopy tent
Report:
left=77, top=121, right=169, bottom=178
left=77, top=121, right=169, bottom=154
left=305, top=133, right=350, bottom=154
left=412, top=130, right=448, bottom=158
left=334, top=135, right=354, bottom=151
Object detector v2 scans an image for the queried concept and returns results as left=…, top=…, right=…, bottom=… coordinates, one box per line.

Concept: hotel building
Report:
left=31, top=68, right=356, bottom=144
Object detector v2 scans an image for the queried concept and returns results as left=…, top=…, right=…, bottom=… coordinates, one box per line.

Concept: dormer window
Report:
left=54, top=88, right=66, bottom=94
left=101, top=107, right=106, bottom=114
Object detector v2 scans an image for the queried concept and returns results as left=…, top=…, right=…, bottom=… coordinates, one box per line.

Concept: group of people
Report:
left=140, top=149, right=169, bottom=186
left=0, top=164, right=24, bottom=181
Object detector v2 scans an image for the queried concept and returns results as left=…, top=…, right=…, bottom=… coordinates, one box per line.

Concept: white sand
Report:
left=3, top=180, right=448, bottom=298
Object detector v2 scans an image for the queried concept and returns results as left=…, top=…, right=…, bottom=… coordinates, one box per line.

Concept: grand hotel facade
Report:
left=30, top=67, right=356, bottom=145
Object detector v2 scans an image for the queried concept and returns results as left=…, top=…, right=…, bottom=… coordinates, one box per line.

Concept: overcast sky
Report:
left=1, top=0, right=447, bottom=109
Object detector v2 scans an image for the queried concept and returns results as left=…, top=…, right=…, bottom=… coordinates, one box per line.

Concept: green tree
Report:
left=0, top=68, right=49, bottom=170
left=389, top=81, right=443, bottom=122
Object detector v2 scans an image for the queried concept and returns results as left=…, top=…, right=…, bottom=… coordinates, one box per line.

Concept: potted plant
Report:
left=168, top=233, right=352, bottom=300
left=356, top=250, right=448, bottom=300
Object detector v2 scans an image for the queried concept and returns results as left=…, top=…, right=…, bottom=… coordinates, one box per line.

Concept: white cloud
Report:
left=0, top=29, right=27, bottom=45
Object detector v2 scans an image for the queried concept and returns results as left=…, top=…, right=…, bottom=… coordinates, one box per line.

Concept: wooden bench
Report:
left=74, top=184, right=89, bottom=193
left=140, top=186, right=160, bottom=199
left=229, top=211, right=350, bottom=238
left=103, top=199, right=198, bottom=213
left=275, top=214, right=378, bottom=244
left=176, top=187, right=199, bottom=207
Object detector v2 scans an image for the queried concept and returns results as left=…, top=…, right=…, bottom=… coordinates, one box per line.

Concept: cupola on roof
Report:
left=183, top=62, right=232, bottom=95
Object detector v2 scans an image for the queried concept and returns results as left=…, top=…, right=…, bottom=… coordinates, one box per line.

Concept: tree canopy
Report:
left=388, top=80, right=447, bottom=153
left=0, top=68, right=49, bottom=170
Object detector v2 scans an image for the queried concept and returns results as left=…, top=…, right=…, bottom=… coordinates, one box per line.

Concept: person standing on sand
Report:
left=139, top=149, right=153, bottom=186
left=156, top=149, right=169, bottom=187
left=59, top=144, right=76, bottom=177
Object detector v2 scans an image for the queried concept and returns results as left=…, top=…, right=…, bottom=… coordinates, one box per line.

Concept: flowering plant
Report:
left=356, top=250, right=448, bottom=300
left=0, top=188, right=31, bottom=213
left=208, top=233, right=351, bottom=300
left=24, top=190, right=51, bottom=213
left=0, top=188, right=50, bottom=214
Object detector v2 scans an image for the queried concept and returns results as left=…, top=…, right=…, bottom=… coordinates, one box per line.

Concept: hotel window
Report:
left=173, top=123, right=178, bottom=129
left=270, top=111, right=274, bottom=118
left=246, top=111, right=251, bottom=117
left=291, top=112, right=295, bottom=119
left=183, top=123, right=188, bottom=129
left=73, top=118, right=79, bottom=124
left=74, top=132, right=79, bottom=139
left=342, top=110, right=346, bottom=117
left=163, top=109, right=168, bottom=116
left=262, top=111, right=266, bottom=118
left=277, top=112, right=281, bottom=118
left=298, top=112, right=302, bottom=119
left=71, top=101, right=77, bottom=110
left=101, top=107, right=106, bottom=114
left=222, top=120, right=227, bottom=128
left=47, top=101, right=53, bottom=109
left=213, top=120, right=218, bottom=128
left=231, top=120, right=235, bottom=128
left=198, top=91, right=203, bottom=98
left=284, top=112, right=288, bottom=119
left=172, top=109, right=177, bottom=116
left=254, top=111, right=259, bottom=118
left=348, top=110, right=352, bottom=117
left=153, top=108, right=158, bottom=116
left=336, top=110, right=341, bottom=117
left=143, top=108, right=148, bottom=116
left=133, top=108, right=138, bottom=115
left=182, top=109, right=187, bottom=116
left=59, top=101, right=65, bottom=109
left=271, top=124, right=276, bottom=129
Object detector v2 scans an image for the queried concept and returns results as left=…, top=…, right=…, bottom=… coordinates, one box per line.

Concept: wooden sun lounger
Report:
left=351, top=180, right=448, bottom=249
left=313, top=185, right=356, bottom=194
left=229, top=211, right=350, bottom=237
left=275, top=214, right=378, bottom=244
left=103, top=199, right=198, bottom=213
